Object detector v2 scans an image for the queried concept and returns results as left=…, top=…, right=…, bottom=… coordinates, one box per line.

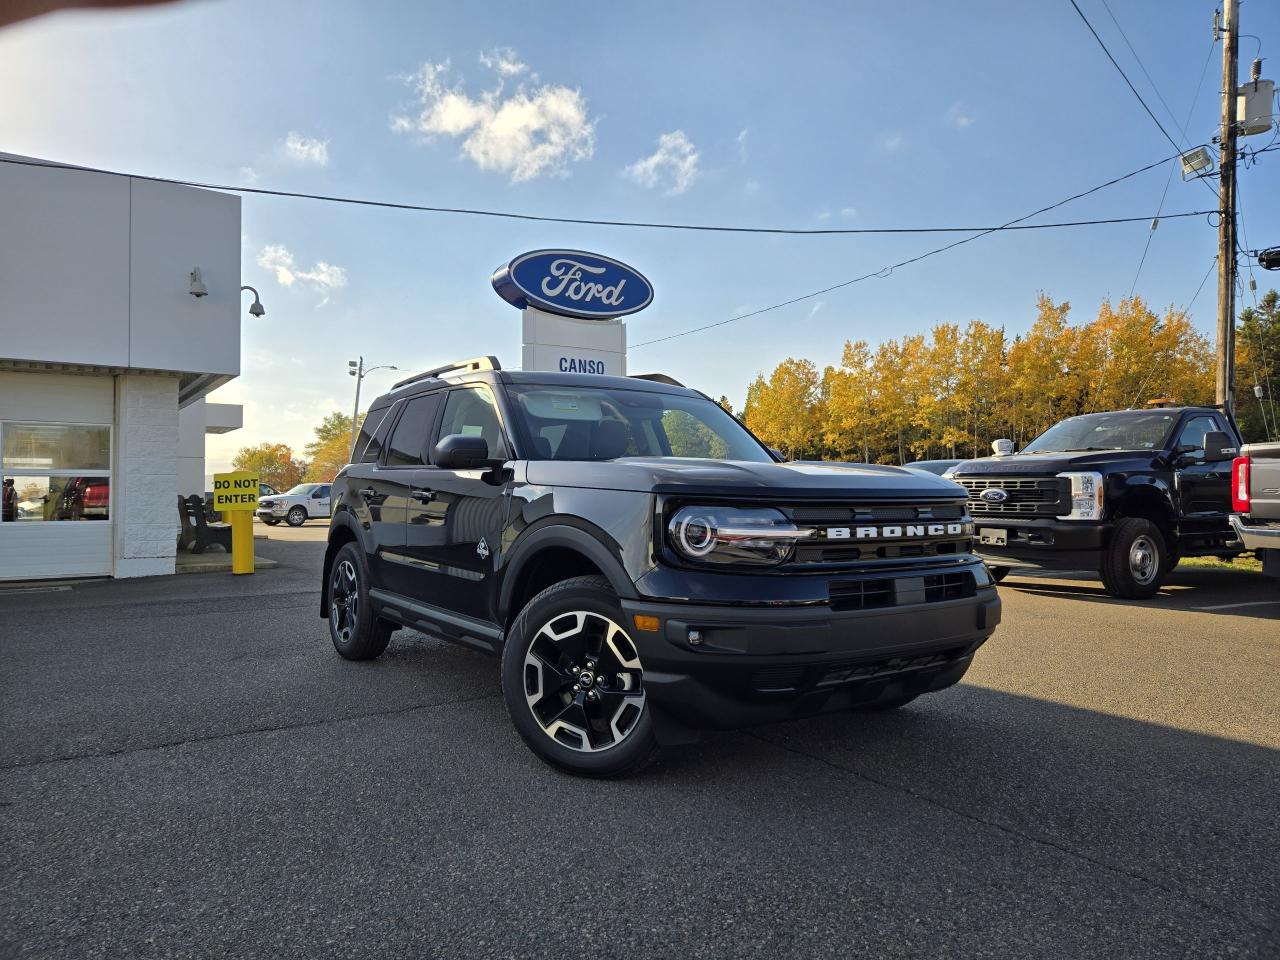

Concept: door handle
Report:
left=359, top=486, right=377, bottom=500
left=411, top=488, right=436, bottom=503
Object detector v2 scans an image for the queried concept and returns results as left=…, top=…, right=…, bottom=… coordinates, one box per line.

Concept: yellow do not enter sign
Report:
left=212, top=471, right=260, bottom=511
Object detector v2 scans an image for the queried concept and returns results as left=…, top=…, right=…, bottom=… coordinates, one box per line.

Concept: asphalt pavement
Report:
left=1, top=538, right=1277, bottom=960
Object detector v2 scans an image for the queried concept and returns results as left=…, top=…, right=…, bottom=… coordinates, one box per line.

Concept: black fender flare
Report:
left=1113, top=474, right=1178, bottom=533
left=320, top=509, right=368, bottom=617
left=498, top=518, right=639, bottom=624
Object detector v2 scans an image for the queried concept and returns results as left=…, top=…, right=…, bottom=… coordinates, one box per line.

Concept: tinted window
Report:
left=356, top=405, right=391, bottom=464
left=1177, top=415, right=1221, bottom=455
left=505, top=386, right=772, bottom=462
left=439, top=387, right=509, bottom=460
left=385, top=393, right=442, bottom=466
left=1022, top=412, right=1178, bottom=453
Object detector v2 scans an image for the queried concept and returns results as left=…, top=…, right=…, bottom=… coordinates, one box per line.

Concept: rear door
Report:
left=340, top=400, right=411, bottom=589
left=405, top=384, right=513, bottom=622
left=1174, top=413, right=1233, bottom=536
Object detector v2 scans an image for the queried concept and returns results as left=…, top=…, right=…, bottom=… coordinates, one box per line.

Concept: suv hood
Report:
left=524, top=458, right=966, bottom=500
left=950, top=449, right=1164, bottom=475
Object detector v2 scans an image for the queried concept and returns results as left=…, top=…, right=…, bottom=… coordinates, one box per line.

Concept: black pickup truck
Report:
left=947, top=406, right=1242, bottom=598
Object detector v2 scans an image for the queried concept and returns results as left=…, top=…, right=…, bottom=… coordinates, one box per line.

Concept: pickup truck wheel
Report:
left=328, top=542, right=393, bottom=660
left=502, top=575, right=659, bottom=778
left=1100, top=518, right=1168, bottom=599
left=988, top=566, right=1011, bottom=583
left=286, top=506, right=307, bottom=527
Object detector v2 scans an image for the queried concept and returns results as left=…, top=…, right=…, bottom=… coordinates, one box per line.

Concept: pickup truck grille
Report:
left=781, top=501, right=972, bottom=565
left=954, top=477, right=1066, bottom=517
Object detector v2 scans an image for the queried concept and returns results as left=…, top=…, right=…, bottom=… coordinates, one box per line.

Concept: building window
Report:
left=1, top=423, right=111, bottom=524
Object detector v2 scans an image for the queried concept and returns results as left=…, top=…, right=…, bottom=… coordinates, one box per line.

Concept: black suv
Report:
left=322, top=357, right=1001, bottom=776
left=949, top=406, right=1242, bottom=598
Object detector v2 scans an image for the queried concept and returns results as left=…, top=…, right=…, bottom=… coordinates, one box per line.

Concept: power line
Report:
left=1097, top=0, right=1188, bottom=145
left=1127, top=36, right=1218, bottom=297
left=632, top=152, right=1210, bottom=349
left=1067, top=0, right=1186, bottom=156
left=0, top=154, right=1209, bottom=238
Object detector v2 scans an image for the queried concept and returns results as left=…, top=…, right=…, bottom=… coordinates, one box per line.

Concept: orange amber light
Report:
left=632, top=615, right=660, bottom=633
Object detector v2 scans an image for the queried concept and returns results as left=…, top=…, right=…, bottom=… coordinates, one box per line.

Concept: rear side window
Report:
left=384, top=393, right=443, bottom=466
left=356, top=405, right=391, bottom=464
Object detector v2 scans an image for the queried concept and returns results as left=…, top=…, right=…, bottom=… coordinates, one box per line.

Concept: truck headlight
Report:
left=667, top=505, right=813, bottom=565
left=1057, top=472, right=1104, bottom=520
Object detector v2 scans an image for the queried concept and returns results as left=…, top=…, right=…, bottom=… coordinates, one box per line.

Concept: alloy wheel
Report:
left=330, top=559, right=359, bottom=642
left=523, top=611, right=645, bottom=753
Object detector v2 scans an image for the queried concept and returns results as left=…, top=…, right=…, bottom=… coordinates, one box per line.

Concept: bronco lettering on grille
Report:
left=821, top=522, right=968, bottom=540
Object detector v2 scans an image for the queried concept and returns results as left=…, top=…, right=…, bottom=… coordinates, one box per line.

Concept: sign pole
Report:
left=212, top=470, right=260, bottom=576
left=230, top=511, right=254, bottom=575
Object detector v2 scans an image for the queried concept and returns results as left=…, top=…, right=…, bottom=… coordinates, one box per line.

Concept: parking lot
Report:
left=1, top=535, right=1277, bottom=960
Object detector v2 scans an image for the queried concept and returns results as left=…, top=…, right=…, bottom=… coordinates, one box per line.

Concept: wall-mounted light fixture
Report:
left=189, top=268, right=208, bottom=298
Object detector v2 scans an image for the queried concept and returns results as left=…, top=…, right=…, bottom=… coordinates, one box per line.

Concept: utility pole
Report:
left=1215, top=0, right=1239, bottom=414
left=349, top=356, right=364, bottom=454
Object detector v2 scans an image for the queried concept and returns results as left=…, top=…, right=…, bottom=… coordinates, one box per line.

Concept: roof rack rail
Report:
left=630, top=372, right=685, bottom=387
left=392, top=356, right=501, bottom=390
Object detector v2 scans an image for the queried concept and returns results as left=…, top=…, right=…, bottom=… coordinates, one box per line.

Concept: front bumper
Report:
left=970, top=516, right=1109, bottom=570
left=1229, top=513, right=1280, bottom=552
left=619, top=586, right=1000, bottom=730
left=256, top=504, right=288, bottom=519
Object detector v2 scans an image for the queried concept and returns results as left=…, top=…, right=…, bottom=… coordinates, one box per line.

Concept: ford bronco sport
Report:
left=321, top=357, right=1001, bottom=777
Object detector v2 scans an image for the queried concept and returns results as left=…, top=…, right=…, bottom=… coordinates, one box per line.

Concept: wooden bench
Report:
left=177, top=494, right=232, bottom=554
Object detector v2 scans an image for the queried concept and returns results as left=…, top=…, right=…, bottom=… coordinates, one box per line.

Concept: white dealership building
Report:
left=0, top=156, right=245, bottom=580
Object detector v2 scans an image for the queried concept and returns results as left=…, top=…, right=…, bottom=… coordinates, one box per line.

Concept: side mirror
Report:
left=992, top=439, right=1014, bottom=456
left=1201, top=431, right=1237, bottom=463
left=434, top=434, right=502, bottom=470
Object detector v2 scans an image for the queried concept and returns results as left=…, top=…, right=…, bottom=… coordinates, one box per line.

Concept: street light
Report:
left=240, top=285, right=266, bottom=317
left=348, top=357, right=399, bottom=452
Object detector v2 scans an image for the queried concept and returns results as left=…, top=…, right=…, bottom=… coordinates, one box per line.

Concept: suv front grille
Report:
left=782, top=501, right=971, bottom=566
left=955, top=477, right=1066, bottom=516
left=828, top=570, right=976, bottom=612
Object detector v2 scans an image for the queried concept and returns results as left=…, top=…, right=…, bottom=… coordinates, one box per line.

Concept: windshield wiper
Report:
left=1060, top=446, right=1116, bottom=452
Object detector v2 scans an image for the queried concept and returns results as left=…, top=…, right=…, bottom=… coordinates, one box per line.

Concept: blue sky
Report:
left=2, top=0, right=1277, bottom=473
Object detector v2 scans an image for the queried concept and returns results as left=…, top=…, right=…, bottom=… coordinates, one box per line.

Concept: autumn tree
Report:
left=743, top=359, right=825, bottom=459
left=1234, top=289, right=1280, bottom=443
left=232, top=443, right=306, bottom=491
left=304, top=412, right=364, bottom=482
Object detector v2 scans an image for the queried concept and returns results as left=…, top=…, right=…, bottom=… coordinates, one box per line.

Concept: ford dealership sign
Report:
left=492, top=249, right=653, bottom=320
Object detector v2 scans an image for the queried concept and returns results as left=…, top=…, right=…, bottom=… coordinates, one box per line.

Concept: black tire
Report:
left=286, top=506, right=307, bottom=527
left=1099, top=517, right=1169, bottom=599
left=988, top=565, right=1011, bottom=583
left=501, top=575, right=660, bottom=778
left=262, top=518, right=281, bottom=527
left=328, top=542, right=393, bottom=660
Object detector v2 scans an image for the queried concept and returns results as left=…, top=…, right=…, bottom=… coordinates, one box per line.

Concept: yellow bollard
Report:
left=230, top=510, right=255, bottom=575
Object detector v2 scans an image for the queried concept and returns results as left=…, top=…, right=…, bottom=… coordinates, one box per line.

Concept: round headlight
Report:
left=674, top=513, right=718, bottom=557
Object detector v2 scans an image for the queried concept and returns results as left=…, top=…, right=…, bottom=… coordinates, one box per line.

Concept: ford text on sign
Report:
left=212, top=471, right=260, bottom=511
left=492, top=250, right=654, bottom=320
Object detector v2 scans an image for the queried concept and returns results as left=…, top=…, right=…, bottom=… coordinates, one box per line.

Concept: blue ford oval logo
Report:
left=980, top=489, right=1009, bottom=503
left=492, top=249, right=654, bottom=320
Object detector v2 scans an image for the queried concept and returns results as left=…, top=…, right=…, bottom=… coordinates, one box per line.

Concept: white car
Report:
left=256, top=483, right=332, bottom=527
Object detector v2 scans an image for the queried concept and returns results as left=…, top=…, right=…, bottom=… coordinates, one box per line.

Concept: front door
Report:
left=403, top=385, right=512, bottom=622
left=1173, top=413, right=1234, bottom=537
left=310, top=483, right=332, bottom=518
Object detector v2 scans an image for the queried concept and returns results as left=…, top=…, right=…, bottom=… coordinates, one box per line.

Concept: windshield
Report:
left=284, top=484, right=318, bottom=496
left=506, top=385, right=774, bottom=462
left=1022, top=412, right=1177, bottom=454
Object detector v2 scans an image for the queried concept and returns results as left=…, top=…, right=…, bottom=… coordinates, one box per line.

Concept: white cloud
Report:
left=744, top=178, right=761, bottom=194
left=839, top=206, right=857, bottom=218
left=280, top=132, right=330, bottom=166
left=807, top=301, right=825, bottom=319
left=877, top=131, right=903, bottom=151
left=392, top=53, right=596, bottom=183
left=736, top=127, right=750, bottom=163
left=256, top=244, right=348, bottom=291
left=478, top=47, right=527, bottom=77
left=946, top=102, right=976, bottom=129
left=238, top=166, right=259, bottom=184
left=817, top=209, right=832, bottom=221
left=623, top=130, right=701, bottom=195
